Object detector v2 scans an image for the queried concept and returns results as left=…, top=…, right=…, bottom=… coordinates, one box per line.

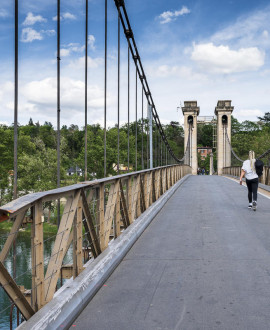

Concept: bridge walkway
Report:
left=70, top=176, right=270, bottom=330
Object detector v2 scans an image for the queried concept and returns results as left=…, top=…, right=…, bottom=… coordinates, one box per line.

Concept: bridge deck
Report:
left=71, top=176, right=270, bottom=330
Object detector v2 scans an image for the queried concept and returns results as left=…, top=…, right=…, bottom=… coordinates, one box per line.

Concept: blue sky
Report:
left=0, top=0, right=270, bottom=127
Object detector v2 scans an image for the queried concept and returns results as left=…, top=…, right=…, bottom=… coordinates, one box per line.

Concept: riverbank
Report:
left=0, top=221, right=58, bottom=236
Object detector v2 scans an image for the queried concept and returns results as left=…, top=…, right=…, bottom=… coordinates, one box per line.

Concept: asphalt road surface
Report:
left=70, top=175, right=270, bottom=330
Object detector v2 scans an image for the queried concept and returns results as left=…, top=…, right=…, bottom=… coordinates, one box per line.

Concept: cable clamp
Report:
left=139, top=74, right=145, bottom=81
left=125, top=29, right=133, bottom=38
left=114, top=0, right=125, bottom=8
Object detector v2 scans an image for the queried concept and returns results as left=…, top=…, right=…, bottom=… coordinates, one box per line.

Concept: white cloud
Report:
left=88, top=35, right=95, bottom=50
left=0, top=9, right=8, bottom=18
left=21, top=28, right=55, bottom=43
left=41, top=29, right=56, bottom=36
left=23, top=12, right=47, bottom=26
left=53, top=12, right=76, bottom=21
left=60, top=43, right=85, bottom=57
left=22, top=77, right=106, bottom=115
left=150, top=64, right=207, bottom=81
left=262, top=30, right=269, bottom=38
left=68, top=56, right=103, bottom=69
left=236, top=109, right=264, bottom=118
left=21, top=28, right=43, bottom=43
left=210, top=7, right=270, bottom=49
left=60, top=49, right=70, bottom=57
left=191, top=43, right=265, bottom=74
left=158, top=6, right=190, bottom=24
left=68, top=43, right=85, bottom=53
left=63, top=12, right=76, bottom=20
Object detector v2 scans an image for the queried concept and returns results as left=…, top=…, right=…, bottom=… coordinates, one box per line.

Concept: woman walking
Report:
left=239, top=150, right=258, bottom=211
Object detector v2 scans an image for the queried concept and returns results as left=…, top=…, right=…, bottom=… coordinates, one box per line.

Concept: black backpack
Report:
left=255, top=159, right=264, bottom=177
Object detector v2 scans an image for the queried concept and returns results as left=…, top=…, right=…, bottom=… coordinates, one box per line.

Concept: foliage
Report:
left=0, top=112, right=269, bottom=205
left=197, top=124, right=213, bottom=147
left=258, top=112, right=270, bottom=126
left=231, top=116, right=270, bottom=163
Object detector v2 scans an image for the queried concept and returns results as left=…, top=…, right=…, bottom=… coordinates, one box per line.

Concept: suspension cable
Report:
left=257, top=148, right=270, bottom=160
left=113, top=0, right=183, bottom=163
left=225, top=129, right=244, bottom=163
left=127, top=45, right=130, bottom=172
left=104, top=0, right=107, bottom=177
left=117, top=12, right=120, bottom=174
left=84, top=0, right=88, bottom=181
left=135, top=67, right=138, bottom=171
left=141, top=85, right=144, bottom=169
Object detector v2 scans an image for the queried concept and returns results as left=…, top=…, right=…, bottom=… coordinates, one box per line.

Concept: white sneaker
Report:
left=248, top=203, right=252, bottom=209
left=252, top=201, right=257, bottom=211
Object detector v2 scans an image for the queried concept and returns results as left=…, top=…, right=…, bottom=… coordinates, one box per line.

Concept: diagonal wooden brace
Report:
left=44, top=191, right=80, bottom=303
left=0, top=211, right=27, bottom=263
left=0, top=261, right=35, bottom=320
left=81, top=189, right=101, bottom=258
left=119, top=180, right=130, bottom=227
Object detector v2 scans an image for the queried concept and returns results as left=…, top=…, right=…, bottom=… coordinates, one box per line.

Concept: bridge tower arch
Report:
left=182, top=101, right=200, bottom=175
left=215, top=100, right=234, bottom=175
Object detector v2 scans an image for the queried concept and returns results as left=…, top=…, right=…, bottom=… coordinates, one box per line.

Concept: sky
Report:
left=0, top=0, right=269, bottom=128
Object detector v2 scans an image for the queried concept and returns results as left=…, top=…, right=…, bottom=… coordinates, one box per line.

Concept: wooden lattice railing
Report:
left=223, top=166, right=270, bottom=186
left=0, top=165, right=191, bottom=324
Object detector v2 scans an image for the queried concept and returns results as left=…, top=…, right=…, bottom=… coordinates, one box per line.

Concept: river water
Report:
left=0, top=227, right=72, bottom=330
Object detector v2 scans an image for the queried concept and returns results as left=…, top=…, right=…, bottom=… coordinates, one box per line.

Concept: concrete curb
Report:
left=18, top=174, right=191, bottom=330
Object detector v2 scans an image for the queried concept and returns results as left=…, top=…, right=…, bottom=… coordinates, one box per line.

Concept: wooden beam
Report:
left=103, top=180, right=120, bottom=248
left=99, top=183, right=105, bottom=251
left=61, top=264, right=73, bottom=279
left=165, top=168, right=169, bottom=191
left=143, top=173, right=148, bottom=209
left=147, top=172, right=153, bottom=208
left=144, top=172, right=151, bottom=209
left=63, top=230, right=73, bottom=258
left=0, top=211, right=27, bottom=263
left=44, top=191, right=80, bottom=303
left=164, top=168, right=167, bottom=191
left=0, top=261, right=35, bottom=320
left=131, top=175, right=141, bottom=221
left=158, top=169, right=163, bottom=197
left=140, top=175, right=146, bottom=213
left=81, top=189, right=101, bottom=258
left=119, top=180, right=130, bottom=227
left=31, top=201, right=44, bottom=311
left=127, top=177, right=132, bottom=223
left=86, top=188, right=95, bottom=204
left=152, top=170, right=156, bottom=202
left=73, top=197, right=83, bottom=278
left=115, top=190, right=121, bottom=238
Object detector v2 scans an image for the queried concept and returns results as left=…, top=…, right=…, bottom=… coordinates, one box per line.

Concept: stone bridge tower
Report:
left=215, top=100, right=234, bottom=175
left=182, top=101, right=200, bottom=175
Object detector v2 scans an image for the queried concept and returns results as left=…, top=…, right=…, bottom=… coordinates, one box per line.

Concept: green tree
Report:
left=258, top=112, right=270, bottom=127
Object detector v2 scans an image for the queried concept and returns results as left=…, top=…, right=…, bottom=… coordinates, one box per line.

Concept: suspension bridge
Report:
left=1, top=1, right=270, bottom=329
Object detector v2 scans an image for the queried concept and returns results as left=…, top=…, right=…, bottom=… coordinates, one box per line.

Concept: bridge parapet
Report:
left=223, top=165, right=270, bottom=186
left=0, top=165, right=191, bottom=327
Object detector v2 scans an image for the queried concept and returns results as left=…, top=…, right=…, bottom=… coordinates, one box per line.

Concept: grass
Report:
left=0, top=221, right=58, bottom=236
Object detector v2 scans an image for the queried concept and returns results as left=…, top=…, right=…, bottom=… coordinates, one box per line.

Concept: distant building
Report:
left=197, top=147, right=212, bottom=160
left=67, top=166, right=83, bottom=176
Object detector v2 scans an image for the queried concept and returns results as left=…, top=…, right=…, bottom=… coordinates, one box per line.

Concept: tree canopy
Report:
left=0, top=113, right=269, bottom=205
